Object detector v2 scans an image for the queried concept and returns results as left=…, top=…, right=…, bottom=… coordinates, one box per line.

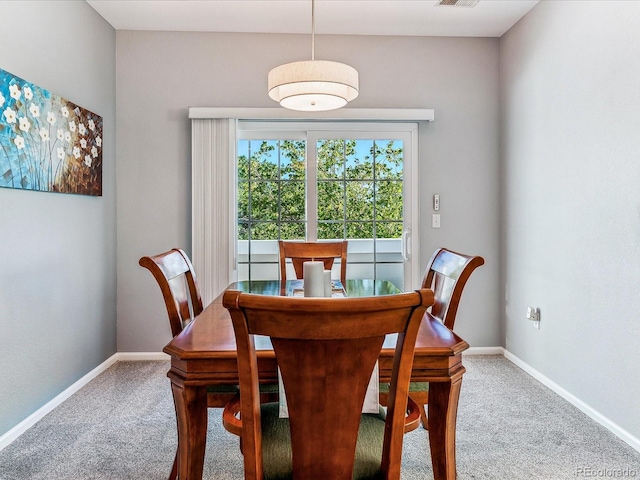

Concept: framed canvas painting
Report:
left=0, top=68, right=102, bottom=196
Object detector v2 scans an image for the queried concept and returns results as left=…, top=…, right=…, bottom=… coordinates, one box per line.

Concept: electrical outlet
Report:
left=527, top=307, right=540, bottom=329
left=432, top=214, right=441, bottom=228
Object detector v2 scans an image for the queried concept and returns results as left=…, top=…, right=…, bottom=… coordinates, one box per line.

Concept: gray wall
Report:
left=116, top=32, right=500, bottom=351
left=0, top=1, right=116, bottom=437
left=500, top=1, right=640, bottom=439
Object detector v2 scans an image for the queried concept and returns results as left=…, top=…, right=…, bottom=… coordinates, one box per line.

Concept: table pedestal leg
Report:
left=170, top=378, right=208, bottom=480
left=427, top=368, right=464, bottom=480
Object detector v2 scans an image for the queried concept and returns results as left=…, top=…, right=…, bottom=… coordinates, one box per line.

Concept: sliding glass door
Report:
left=237, top=122, right=418, bottom=290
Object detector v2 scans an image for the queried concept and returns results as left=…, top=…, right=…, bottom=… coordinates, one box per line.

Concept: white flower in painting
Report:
left=73, top=146, right=81, bottom=159
left=14, top=135, right=25, bottom=149
left=56, top=128, right=64, bottom=141
left=91, top=146, right=98, bottom=158
left=18, top=117, right=31, bottom=132
left=88, top=119, right=95, bottom=131
left=47, top=112, right=56, bottom=125
left=57, top=147, right=65, bottom=160
left=23, top=86, right=33, bottom=100
left=9, top=84, right=21, bottom=100
left=69, top=120, right=76, bottom=132
left=0, top=92, right=5, bottom=107
left=64, top=131, right=71, bottom=143
left=78, top=123, right=86, bottom=135
left=95, top=136, right=102, bottom=147
left=29, top=103, right=40, bottom=117
left=61, top=106, right=69, bottom=118
left=84, top=155, right=92, bottom=167
left=80, top=138, right=87, bottom=149
left=39, top=127, right=50, bottom=141
left=3, top=107, right=17, bottom=124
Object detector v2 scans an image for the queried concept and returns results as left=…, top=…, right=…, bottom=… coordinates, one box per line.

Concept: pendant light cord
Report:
left=311, top=0, right=315, bottom=61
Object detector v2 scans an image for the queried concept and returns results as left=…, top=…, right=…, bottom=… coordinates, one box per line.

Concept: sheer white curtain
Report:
left=191, top=118, right=237, bottom=306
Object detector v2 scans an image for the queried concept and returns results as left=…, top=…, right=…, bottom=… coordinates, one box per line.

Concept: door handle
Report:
left=402, top=231, right=410, bottom=261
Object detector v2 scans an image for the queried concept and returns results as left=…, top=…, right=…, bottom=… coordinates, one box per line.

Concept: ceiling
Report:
left=86, top=0, right=539, bottom=38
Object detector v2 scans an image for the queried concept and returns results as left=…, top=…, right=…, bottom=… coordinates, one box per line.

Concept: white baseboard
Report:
left=116, top=352, right=170, bottom=361
left=503, top=349, right=640, bottom=454
left=0, top=352, right=169, bottom=452
left=0, top=353, right=119, bottom=451
left=464, top=346, right=505, bottom=356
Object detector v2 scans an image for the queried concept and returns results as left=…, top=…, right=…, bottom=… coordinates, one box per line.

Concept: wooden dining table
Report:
left=163, top=279, right=469, bottom=480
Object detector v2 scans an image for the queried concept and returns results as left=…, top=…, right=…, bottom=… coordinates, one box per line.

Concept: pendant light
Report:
left=267, top=0, right=359, bottom=112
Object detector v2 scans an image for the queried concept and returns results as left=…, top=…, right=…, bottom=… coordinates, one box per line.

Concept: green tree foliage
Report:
left=238, top=138, right=403, bottom=241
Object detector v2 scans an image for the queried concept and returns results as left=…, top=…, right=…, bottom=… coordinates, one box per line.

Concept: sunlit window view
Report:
left=237, top=136, right=405, bottom=286
left=238, top=139, right=307, bottom=241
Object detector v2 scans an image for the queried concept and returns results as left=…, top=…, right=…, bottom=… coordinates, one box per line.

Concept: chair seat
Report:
left=206, top=384, right=239, bottom=394
left=221, top=384, right=281, bottom=437
left=207, top=383, right=280, bottom=394
left=379, top=381, right=429, bottom=393
left=379, top=382, right=429, bottom=432
left=259, top=383, right=280, bottom=394
left=260, top=402, right=387, bottom=480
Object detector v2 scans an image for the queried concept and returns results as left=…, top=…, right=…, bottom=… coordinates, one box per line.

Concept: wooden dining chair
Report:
left=278, top=240, right=348, bottom=285
left=380, top=247, right=484, bottom=431
left=423, top=248, right=485, bottom=330
left=222, top=288, right=433, bottom=480
left=140, top=248, right=274, bottom=479
left=139, top=248, right=203, bottom=338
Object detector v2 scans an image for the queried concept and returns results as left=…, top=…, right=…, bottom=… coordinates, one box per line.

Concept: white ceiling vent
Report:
left=436, top=0, right=480, bottom=7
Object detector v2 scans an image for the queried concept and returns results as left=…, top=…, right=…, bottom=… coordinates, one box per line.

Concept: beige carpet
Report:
left=0, top=356, right=638, bottom=479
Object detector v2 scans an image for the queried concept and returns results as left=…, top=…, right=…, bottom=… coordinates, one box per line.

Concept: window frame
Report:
left=237, top=121, right=420, bottom=288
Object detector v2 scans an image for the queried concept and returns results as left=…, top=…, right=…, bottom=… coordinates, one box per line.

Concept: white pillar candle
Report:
left=303, top=261, right=324, bottom=297
left=323, top=270, right=332, bottom=297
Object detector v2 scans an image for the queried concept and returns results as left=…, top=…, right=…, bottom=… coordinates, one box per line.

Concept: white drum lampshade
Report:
left=268, top=60, right=359, bottom=112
